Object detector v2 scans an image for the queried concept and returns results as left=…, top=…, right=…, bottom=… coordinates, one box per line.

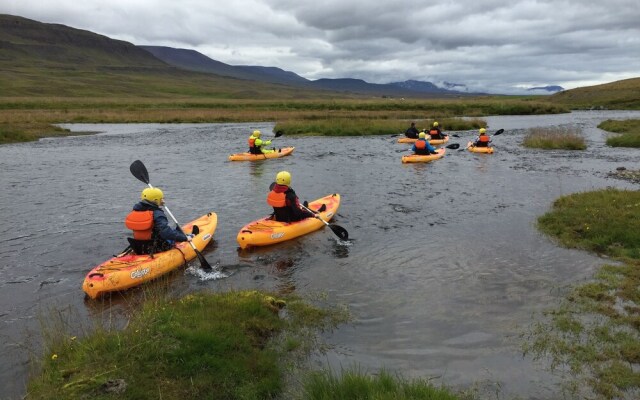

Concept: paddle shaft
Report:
left=300, top=203, right=331, bottom=227
left=143, top=182, right=201, bottom=254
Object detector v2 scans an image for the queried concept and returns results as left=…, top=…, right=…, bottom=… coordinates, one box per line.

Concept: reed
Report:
left=522, top=126, right=586, bottom=150
left=598, top=119, right=640, bottom=147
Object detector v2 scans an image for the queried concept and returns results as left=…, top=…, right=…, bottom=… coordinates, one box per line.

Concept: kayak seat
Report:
left=191, top=225, right=199, bottom=235
left=127, top=238, right=154, bottom=256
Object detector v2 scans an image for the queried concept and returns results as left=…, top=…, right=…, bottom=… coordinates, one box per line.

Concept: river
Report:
left=1, top=110, right=639, bottom=399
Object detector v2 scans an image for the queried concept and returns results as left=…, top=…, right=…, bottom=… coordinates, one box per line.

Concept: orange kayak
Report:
left=401, top=148, right=446, bottom=163
left=467, top=141, right=494, bottom=153
left=82, top=212, right=217, bottom=299
left=237, top=194, right=340, bottom=249
left=229, top=147, right=294, bottom=161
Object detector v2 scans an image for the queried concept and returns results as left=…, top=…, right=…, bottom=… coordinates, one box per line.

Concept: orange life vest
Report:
left=248, top=137, right=256, bottom=147
left=478, top=135, right=490, bottom=143
left=125, top=210, right=154, bottom=240
left=415, top=140, right=426, bottom=149
left=266, top=190, right=287, bottom=208
left=429, top=129, right=439, bottom=136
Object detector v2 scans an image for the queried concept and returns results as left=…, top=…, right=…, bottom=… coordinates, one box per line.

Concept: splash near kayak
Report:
left=467, top=141, right=494, bottom=153
left=237, top=194, right=341, bottom=249
left=82, top=212, right=217, bottom=299
left=401, top=148, right=446, bottom=163
left=229, top=147, right=295, bottom=161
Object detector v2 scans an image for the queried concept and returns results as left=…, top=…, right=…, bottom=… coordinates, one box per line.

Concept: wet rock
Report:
left=102, top=379, right=126, bottom=394
left=617, top=166, right=627, bottom=171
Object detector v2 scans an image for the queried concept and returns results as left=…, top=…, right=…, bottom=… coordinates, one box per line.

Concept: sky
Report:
left=3, top=0, right=640, bottom=94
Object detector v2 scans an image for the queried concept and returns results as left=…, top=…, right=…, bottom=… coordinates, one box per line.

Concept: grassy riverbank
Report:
left=522, top=127, right=586, bottom=150
left=0, top=97, right=567, bottom=144
left=27, top=290, right=462, bottom=400
left=598, top=119, right=640, bottom=147
left=525, top=188, right=640, bottom=399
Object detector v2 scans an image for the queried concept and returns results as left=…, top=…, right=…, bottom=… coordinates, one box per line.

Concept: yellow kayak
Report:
left=82, top=212, right=217, bottom=299
left=229, top=147, right=295, bottom=161
left=401, top=148, right=446, bottom=163
left=237, top=194, right=341, bottom=249
left=467, top=141, right=494, bottom=154
left=397, top=136, right=449, bottom=145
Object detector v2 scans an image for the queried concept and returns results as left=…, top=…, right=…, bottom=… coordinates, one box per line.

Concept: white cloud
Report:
left=2, top=0, right=639, bottom=94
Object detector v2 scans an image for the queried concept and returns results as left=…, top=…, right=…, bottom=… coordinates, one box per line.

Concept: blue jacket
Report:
left=132, top=200, right=188, bottom=242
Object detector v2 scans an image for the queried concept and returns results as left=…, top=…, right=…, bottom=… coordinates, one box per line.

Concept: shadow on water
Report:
left=1, top=112, right=640, bottom=398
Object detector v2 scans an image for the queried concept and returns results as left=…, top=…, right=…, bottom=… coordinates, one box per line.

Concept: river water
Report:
left=1, top=111, right=639, bottom=399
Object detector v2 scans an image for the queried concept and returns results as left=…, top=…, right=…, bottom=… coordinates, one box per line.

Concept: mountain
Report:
left=527, top=85, right=564, bottom=93
left=0, top=14, right=334, bottom=98
left=141, top=45, right=468, bottom=97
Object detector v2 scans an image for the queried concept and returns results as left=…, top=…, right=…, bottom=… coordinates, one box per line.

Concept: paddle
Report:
left=299, top=203, right=349, bottom=240
left=129, top=160, right=213, bottom=271
left=396, top=143, right=460, bottom=153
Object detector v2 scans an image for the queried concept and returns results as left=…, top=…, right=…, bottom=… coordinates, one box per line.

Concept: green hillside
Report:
left=549, top=77, right=640, bottom=110
left=0, top=14, right=335, bottom=99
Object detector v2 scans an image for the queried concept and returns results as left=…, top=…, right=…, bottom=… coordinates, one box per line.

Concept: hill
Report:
left=0, top=14, right=336, bottom=99
left=549, top=78, right=640, bottom=109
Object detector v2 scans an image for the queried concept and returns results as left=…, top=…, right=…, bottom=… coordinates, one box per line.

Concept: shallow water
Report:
left=1, top=111, right=639, bottom=398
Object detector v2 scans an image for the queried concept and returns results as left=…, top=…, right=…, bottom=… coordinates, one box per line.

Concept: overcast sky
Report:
left=3, top=0, right=639, bottom=94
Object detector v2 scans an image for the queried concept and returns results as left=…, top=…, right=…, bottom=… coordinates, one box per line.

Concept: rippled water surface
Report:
left=1, top=111, right=639, bottom=398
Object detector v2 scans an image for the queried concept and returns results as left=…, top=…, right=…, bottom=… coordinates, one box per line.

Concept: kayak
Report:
left=229, top=147, right=295, bottom=161
left=237, top=194, right=340, bottom=249
left=82, top=212, right=218, bottom=299
left=467, top=141, right=494, bottom=154
left=401, top=148, right=446, bottom=163
left=397, top=136, right=449, bottom=145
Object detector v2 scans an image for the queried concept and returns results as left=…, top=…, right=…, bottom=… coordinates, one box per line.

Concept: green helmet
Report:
left=479, top=128, right=487, bottom=134
left=253, top=130, right=261, bottom=138
left=141, top=187, right=163, bottom=205
left=433, top=121, right=439, bottom=127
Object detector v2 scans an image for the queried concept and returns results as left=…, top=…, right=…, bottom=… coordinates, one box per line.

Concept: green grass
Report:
left=302, top=368, right=460, bottom=400
left=525, top=188, right=640, bottom=398
left=26, top=290, right=347, bottom=400
left=598, top=119, right=640, bottom=147
left=550, top=77, right=640, bottom=110
left=522, top=127, right=587, bottom=150
left=537, top=188, right=640, bottom=259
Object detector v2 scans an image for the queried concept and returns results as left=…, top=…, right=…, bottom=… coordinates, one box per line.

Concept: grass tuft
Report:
left=598, top=119, right=640, bottom=148
left=522, top=126, right=586, bottom=150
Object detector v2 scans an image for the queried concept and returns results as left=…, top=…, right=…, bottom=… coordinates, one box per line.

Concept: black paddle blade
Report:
left=446, top=143, right=461, bottom=150
left=274, top=130, right=284, bottom=138
left=329, top=224, right=349, bottom=240
left=494, top=129, right=505, bottom=136
left=451, top=134, right=461, bottom=138
left=195, top=249, right=213, bottom=271
left=130, top=160, right=150, bottom=184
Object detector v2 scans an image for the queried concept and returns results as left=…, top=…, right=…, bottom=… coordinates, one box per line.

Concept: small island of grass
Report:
left=522, top=126, right=586, bottom=150
left=598, top=119, right=640, bottom=148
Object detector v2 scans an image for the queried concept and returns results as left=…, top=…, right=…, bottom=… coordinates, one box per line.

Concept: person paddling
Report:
left=428, top=121, right=447, bottom=140
left=412, top=132, right=439, bottom=155
left=473, top=128, right=491, bottom=147
left=125, top=187, right=193, bottom=254
left=404, top=122, right=420, bottom=139
left=267, top=171, right=325, bottom=222
left=248, top=130, right=275, bottom=154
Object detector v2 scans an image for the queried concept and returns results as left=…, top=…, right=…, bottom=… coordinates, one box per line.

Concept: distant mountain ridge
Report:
left=528, top=85, right=564, bottom=93
left=140, top=45, right=469, bottom=97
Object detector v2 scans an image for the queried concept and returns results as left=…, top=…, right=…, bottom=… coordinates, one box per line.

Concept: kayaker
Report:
left=404, top=122, right=419, bottom=139
left=267, top=171, right=321, bottom=222
left=473, top=128, right=491, bottom=147
left=429, top=121, right=447, bottom=140
left=248, top=130, right=275, bottom=154
left=412, top=132, right=439, bottom=155
left=125, top=187, right=193, bottom=254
